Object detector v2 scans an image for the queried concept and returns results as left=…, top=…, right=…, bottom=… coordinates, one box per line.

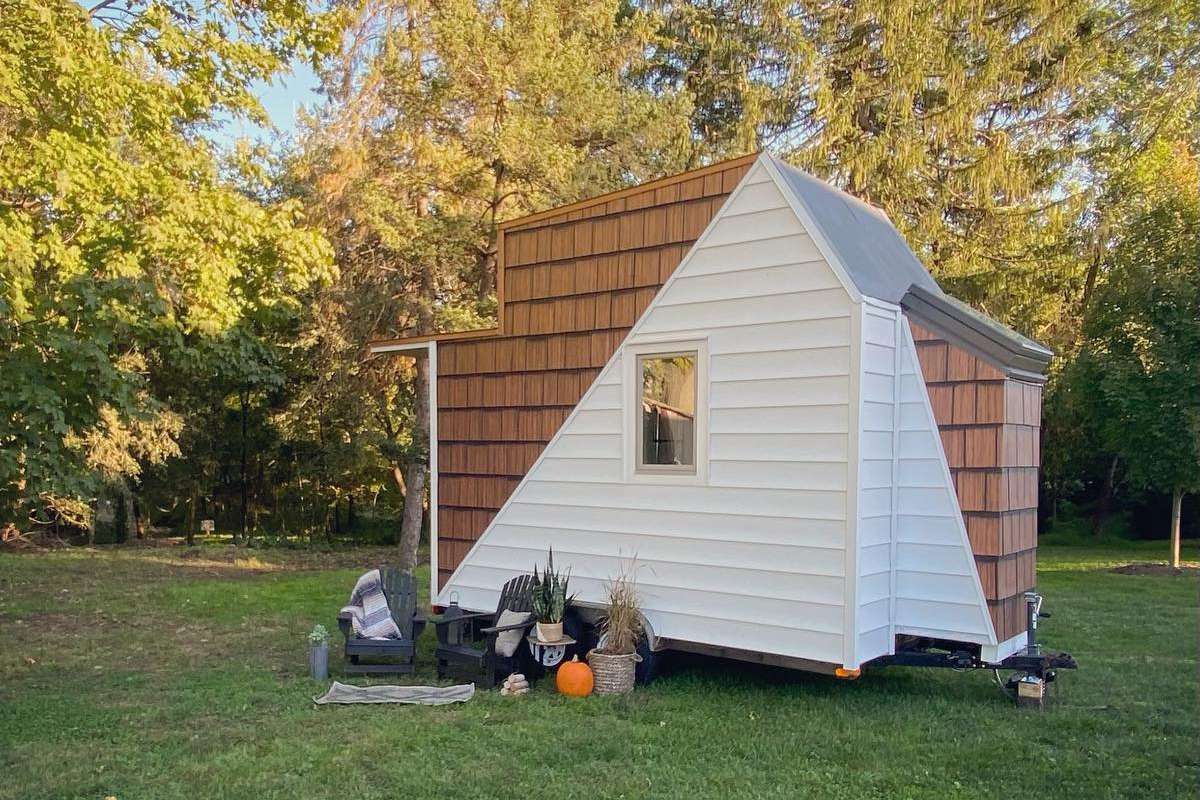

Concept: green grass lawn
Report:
left=1, top=542, right=1196, bottom=800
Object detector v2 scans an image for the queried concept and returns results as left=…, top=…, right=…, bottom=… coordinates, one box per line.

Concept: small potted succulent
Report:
left=531, top=548, right=572, bottom=642
left=588, top=568, right=642, bottom=695
left=308, top=623, right=330, bottom=680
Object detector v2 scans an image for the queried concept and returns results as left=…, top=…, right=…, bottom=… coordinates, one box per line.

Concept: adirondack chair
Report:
left=432, top=574, right=535, bottom=688
left=336, top=567, right=426, bottom=675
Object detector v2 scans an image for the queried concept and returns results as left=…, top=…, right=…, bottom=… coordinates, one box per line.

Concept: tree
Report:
left=636, top=0, right=1197, bottom=343
left=0, top=0, right=336, bottom=532
left=292, top=0, right=691, bottom=568
left=1075, top=141, right=1199, bottom=565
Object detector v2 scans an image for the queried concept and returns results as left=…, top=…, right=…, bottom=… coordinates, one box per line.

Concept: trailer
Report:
left=370, top=152, right=1074, bottom=699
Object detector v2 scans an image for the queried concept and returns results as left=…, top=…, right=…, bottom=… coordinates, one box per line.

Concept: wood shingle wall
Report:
left=908, top=320, right=1042, bottom=642
left=435, top=156, right=757, bottom=588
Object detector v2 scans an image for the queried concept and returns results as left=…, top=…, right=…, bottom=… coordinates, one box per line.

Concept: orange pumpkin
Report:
left=556, top=655, right=594, bottom=697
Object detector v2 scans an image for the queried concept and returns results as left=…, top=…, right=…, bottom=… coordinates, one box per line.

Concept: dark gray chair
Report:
left=432, top=574, right=535, bottom=687
left=336, top=567, right=425, bottom=675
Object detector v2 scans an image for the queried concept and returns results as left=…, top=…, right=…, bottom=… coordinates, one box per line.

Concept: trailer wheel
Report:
left=635, top=640, right=660, bottom=685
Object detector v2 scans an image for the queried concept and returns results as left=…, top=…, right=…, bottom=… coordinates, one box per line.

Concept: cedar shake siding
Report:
left=434, top=155, right=757, bottom=588
left=908, top=319, right=1042, bottom=642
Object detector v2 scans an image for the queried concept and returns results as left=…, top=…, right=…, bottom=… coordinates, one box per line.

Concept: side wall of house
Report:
left=437, top=162, right=859, bottom=665
left=434, top=158, right=755, bottom=589
left=908, top=320, right=1041, bottom=644
left=855, top=305, right=997, bottom=663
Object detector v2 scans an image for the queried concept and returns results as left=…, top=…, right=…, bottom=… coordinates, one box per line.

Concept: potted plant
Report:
left=531, top=549, right=572, bottom=642
left=588, top=568, right=642, bottom=695
left=308, top=623, right=330, bottom=680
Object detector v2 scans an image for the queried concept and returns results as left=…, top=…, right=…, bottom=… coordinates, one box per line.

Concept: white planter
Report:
left=536, top=621, right=564, bottom=642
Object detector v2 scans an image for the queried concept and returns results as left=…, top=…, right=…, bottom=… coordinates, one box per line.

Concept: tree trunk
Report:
left=1169, top=487, right=1183, bottom=569
left=397, top=355, right=429, bottom=571
left=187, top=487, right=197, bottom=547
left=239, top=388, right=248, bottom=544
left=1094, top=455, right=1120, bottom=535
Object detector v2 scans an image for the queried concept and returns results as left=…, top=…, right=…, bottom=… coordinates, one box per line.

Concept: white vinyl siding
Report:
left=438, top=161, right=856, bottom=666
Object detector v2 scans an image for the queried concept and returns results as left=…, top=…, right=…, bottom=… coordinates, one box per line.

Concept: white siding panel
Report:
left=896, top=458, right=944, bottom=488
left=857, top=625, right=891, bottom=662
left=858, top=570, right=891, bottom=604
left=547, top=433, right=622, bottom=460
left=858, top=598, right=889, bottom=631
left=587, top=383, right=622, bottom=408
left=662, top=264, right=842, bottom=306
left=896, top=543, right=975, bottom=576
left=567, top=408, right=622, bottom=435
left=701, top=206, right=802, bottom=247
left=860, top=459, right=892, bottom=489
left=710, top=405, right=848, bottom=435
left=858, top=514, right=891, bottom=547
left=531, top=457, right=622, bottom=483
left=701, top=317, right=851, bottom=351
left=710, top=432, right=848, bottom=463
left=684, top=234, right=825, bottom=277
left=518, top=480, right=846, bottom=520
left=639, top=289, right=848, bottom=334
left=484, top=525, right=846, bottom=580
left=722, top=177, right=790, bottom=216
left=502, top=502, right=846, bottom=549
left=859, top=487, right=891, bottom=518
left=859, top=542, right=890, bottom=575
left=710, top=376, right=850, bottom=408
left=710, top=460, right=847, bottom=491
left=863, top=313, right=897, bottom=347
left=710, top=347, right=850, bottom=381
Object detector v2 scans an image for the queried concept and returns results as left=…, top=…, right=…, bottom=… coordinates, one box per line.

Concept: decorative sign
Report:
left=200, top=519, right=215, bottom=533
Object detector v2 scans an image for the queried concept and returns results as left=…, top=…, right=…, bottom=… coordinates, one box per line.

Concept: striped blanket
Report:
left=340, top=569, right=402, bottom=639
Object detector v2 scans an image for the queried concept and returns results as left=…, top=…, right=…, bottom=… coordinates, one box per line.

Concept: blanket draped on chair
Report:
left=340, top=569, right=402, bottom=639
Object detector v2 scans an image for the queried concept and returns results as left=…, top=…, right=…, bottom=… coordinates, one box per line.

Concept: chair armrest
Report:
left=429, top=610, right=492, bottom=626
left=336, top=612, right=353, bottom=638
left=479, top=620, right=535, bottom=635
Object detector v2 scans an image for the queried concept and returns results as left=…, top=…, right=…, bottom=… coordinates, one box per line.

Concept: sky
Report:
left=213, top=59, right=324, bottom=147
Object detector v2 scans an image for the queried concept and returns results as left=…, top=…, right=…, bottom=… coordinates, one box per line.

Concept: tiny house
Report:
left=370, top=152, right=1055, bottom=676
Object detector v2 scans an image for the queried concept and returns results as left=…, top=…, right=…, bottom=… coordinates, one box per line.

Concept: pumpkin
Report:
left=556, top=655, right=594, bottom=697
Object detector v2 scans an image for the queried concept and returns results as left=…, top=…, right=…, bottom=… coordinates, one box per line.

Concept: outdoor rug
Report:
left=313, top=681, right=475, bottom=706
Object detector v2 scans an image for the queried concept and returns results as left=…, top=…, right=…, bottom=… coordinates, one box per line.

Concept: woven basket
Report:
left=587, top=649, right=640, bottom=695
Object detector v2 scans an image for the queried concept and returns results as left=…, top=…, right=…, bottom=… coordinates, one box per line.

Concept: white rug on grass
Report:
left=314, top=681, right=474, bottom=706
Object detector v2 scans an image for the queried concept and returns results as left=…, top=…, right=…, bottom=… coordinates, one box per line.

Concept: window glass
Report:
left=639, top=353, right=696, bottom=470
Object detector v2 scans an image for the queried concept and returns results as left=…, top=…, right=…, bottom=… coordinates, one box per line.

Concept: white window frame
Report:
left=623, top=338, right=709, bottom=485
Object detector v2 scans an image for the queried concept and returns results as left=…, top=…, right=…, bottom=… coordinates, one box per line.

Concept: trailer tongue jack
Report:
left=871, top=593, right=1078, bottom=707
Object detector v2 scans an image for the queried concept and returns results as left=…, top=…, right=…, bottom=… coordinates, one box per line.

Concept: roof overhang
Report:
left=900, top=285, right=1053, bottom=382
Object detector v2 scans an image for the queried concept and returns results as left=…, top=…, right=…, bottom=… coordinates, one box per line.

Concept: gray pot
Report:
left=309, top=642, right=329, bottom=681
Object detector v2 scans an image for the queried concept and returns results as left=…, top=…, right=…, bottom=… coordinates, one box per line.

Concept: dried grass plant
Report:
left=598, top=563, right=642, bottom=655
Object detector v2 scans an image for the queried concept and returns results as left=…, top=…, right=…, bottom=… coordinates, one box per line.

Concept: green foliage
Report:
left=531, top=548, right=573, bottom=624
left=307, top=623, right=330, bottom=645
left=0, top=0, right=336, bottom=527
left=1074, top=142, right=1200, bottom=497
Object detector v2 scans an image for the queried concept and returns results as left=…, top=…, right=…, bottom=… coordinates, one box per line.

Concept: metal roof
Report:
left=767, top=154, right=940, bottom=303
left=766, top=154, right=1052, bottom=378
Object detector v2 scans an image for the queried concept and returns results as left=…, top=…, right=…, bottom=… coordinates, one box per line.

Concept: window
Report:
left=637, top=352, right=697, bottom=472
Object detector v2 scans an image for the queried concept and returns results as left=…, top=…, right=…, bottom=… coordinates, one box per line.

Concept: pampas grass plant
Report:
left=598, top=564, right=642, bottom=655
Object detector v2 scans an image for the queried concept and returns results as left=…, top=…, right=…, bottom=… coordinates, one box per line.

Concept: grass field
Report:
left=1, top=541, right=1196, bottom=800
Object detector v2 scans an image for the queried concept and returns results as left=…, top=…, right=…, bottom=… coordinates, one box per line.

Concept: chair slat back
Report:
left=495, top=574, right=534, bottom=617
left=379, top=567, right=416, bottom=639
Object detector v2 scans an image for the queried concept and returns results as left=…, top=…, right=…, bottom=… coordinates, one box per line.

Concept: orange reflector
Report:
left=835, top=667, right=861, bottom=680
